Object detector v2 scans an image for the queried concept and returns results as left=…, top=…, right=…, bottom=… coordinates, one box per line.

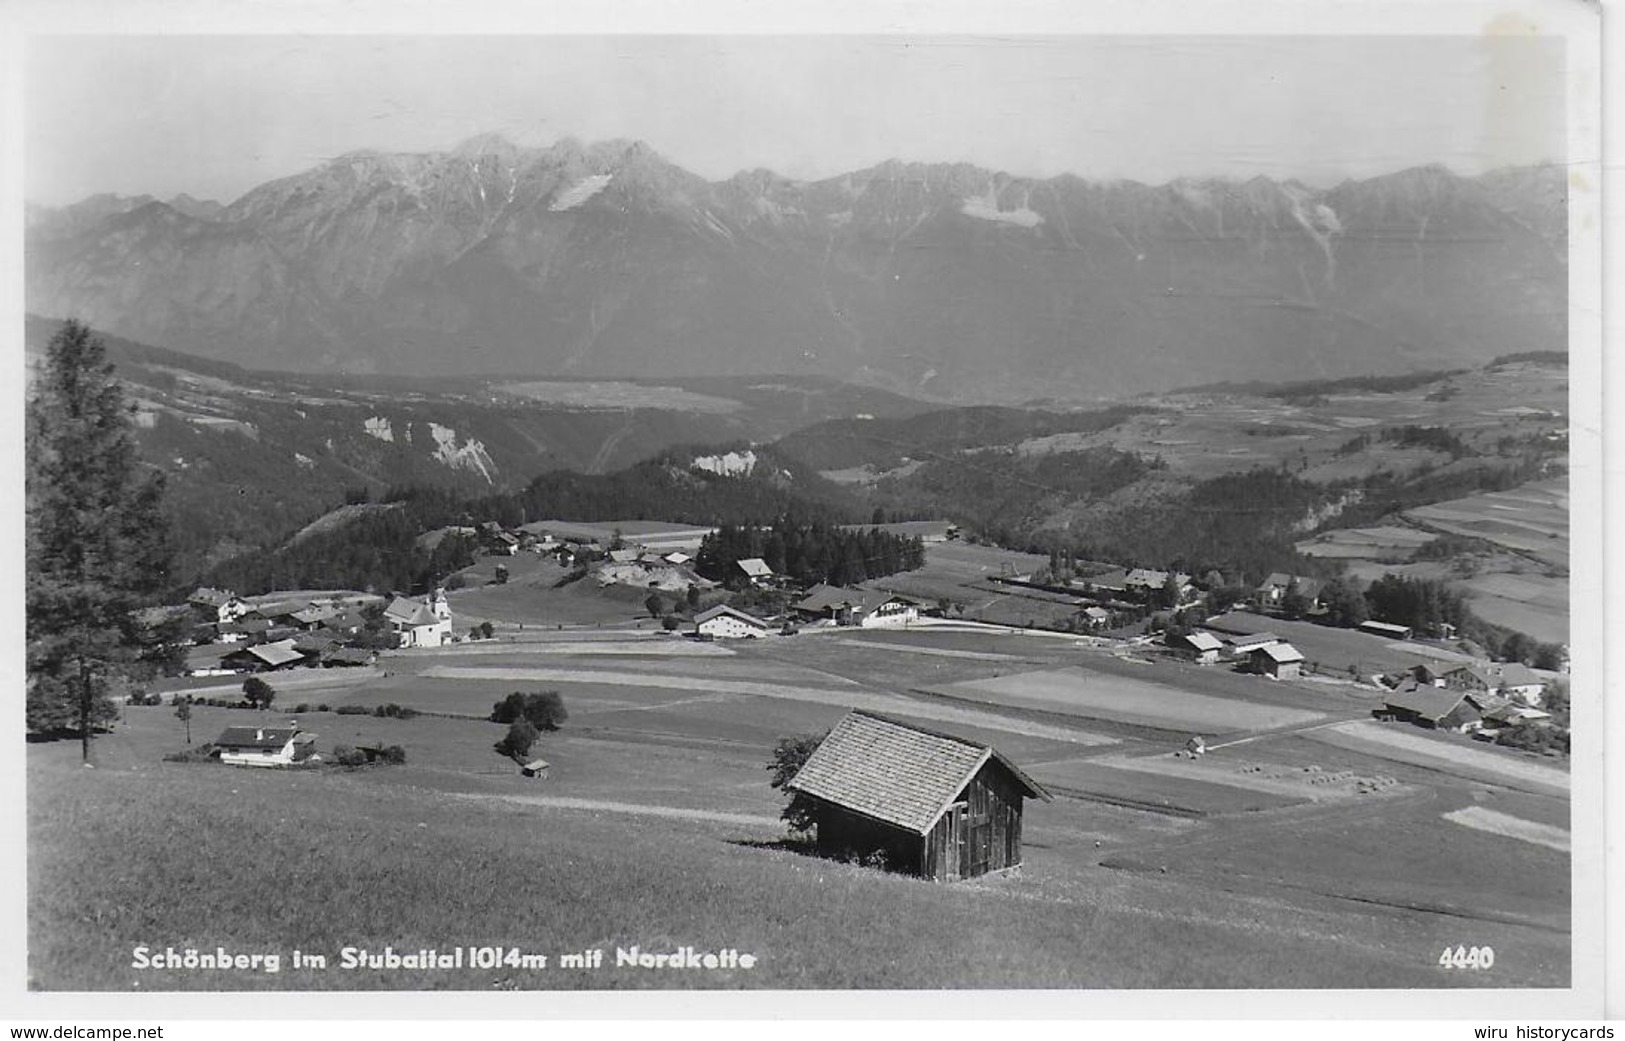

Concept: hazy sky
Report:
left=25, top=34, right=1566, bottom=207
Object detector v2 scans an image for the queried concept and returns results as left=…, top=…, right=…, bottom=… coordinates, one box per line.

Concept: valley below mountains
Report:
left=26, top=136, right=1566, bottom=403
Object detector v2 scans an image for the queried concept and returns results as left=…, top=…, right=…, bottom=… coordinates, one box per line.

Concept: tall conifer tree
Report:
left=26, top=320, right=177, bottom=759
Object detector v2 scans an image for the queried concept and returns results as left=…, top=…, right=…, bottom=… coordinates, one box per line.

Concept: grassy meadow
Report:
left=27, top=622, right=1572, bottom=991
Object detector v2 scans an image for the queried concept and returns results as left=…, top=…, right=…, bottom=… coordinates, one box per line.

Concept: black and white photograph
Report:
left=3, top=0, right=1611, bottom=1025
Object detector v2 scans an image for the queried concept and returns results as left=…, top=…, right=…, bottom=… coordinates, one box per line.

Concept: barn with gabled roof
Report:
left=785, top=710, right=1051, bottom=881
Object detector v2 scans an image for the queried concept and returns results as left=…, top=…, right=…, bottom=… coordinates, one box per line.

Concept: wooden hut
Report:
left=785, top=710, right=1051, bottom=881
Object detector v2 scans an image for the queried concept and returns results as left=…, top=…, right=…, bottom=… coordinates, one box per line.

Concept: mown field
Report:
left=29, top=621, right=1572, bottom=991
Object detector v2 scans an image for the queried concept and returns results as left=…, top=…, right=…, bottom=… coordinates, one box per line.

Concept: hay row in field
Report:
left=1307, top=720, right=1568, bottom=796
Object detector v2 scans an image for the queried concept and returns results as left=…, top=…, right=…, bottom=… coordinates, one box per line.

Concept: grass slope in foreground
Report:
left=28, top=699, right=1567, bottom=991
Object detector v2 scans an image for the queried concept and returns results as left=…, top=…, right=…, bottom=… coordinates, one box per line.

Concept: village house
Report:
left=1477, top=701, right=1551, bottom=733
left=318, top=609, right=369, bottom=638
left=786, top=710, right=1051, bottom=882
left=188, top=587, right=250, bottom=625
left=1080, top=606, right=1112, bottom=630
left=736, top=557, right=775, bottom=586
left=290, top=604, right=340, bottom=630
left=1249, top=641, right=1305, bottom=680
left=1379, top=686, right=1499, bottom=732
left=794, top=585, right=920, bottom=628
left=213, top=724, right=318, bottom=768
left=382, top=588, right=453, bottom=648
left=1166, top=630, right=1225, bottom=665
left=245, top=600, right=309, bottom=627
left=1255, top=573, right=1324, bottom=611
left=321, top=647, right=375, bottom=668
left=1438, top=662, right=1548, bottom=706
left=221, top=638, right=307, bottom=673
left=693, top=604, right=773, bottom=640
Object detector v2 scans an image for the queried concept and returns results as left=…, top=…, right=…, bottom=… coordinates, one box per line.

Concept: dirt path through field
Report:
left=452, top=792, right=782, bottom=829
left=1442, top=806, right=1570, bottom=852
left=421, top=665, right=1117, bottom=746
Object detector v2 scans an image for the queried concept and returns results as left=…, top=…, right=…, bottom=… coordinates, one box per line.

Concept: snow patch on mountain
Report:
left=550, top=174, right=613, bottom=212
left=294, top=452, right=315, bottom=470
left=961, top=187, right=1043, bottom=228
left=691, top=449, right=757, bottom=477
left=364, top=416, right=394, bottom=442
left=428, top=422, right=496, bottom=484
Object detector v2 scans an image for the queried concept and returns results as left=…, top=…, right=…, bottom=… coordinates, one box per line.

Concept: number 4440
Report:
left=1439, top=945, right=1495, bottom=969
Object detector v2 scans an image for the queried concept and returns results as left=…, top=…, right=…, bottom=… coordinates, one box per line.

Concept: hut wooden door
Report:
left=966, top=802, right=992, bottom=877
left=943, top=803, right=967, bottom=881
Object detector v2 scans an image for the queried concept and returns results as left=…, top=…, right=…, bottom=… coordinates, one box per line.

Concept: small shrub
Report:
left=662, top=614, right=682, bottom=632
left=336, top=705, right=370, bottom=716
left=372, top=703, right=420, bottom=720
left=380, top=745, right=407, bottom=765
left=316, top=704, right=330, bottom=712
left=331, top=745, right=369, bottom=768
left=478, top=621, right=494, bottom=640
left=293, top=703, right=312, bottom=714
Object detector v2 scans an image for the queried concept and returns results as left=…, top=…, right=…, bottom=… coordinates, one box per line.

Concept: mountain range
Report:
left=26, top=136, right=1568, bottom=402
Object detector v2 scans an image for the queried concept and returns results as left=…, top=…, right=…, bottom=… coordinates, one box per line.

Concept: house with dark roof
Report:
left=693, top=604, right=772, bottom=640
left=212, top=724, right=317, bottom=767
left=321, top=647, right=375, bottom=668
left=785, top=710, right=1051, bottom=882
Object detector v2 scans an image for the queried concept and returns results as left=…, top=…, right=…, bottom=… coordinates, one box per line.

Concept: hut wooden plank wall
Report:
left=786, top=710, right=1051, bottom=882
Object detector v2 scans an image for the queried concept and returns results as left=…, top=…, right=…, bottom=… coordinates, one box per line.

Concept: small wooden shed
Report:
left=786, top=710, right=1051, bottom=881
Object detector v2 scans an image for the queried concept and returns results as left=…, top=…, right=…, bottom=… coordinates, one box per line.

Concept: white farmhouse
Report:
left=213, top=724, right=317, bottom=768
left=694, top=604, right=773, bottom=639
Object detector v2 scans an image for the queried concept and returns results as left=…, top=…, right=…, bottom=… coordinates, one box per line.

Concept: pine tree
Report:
left=26, top=321, right=177, bottom=759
